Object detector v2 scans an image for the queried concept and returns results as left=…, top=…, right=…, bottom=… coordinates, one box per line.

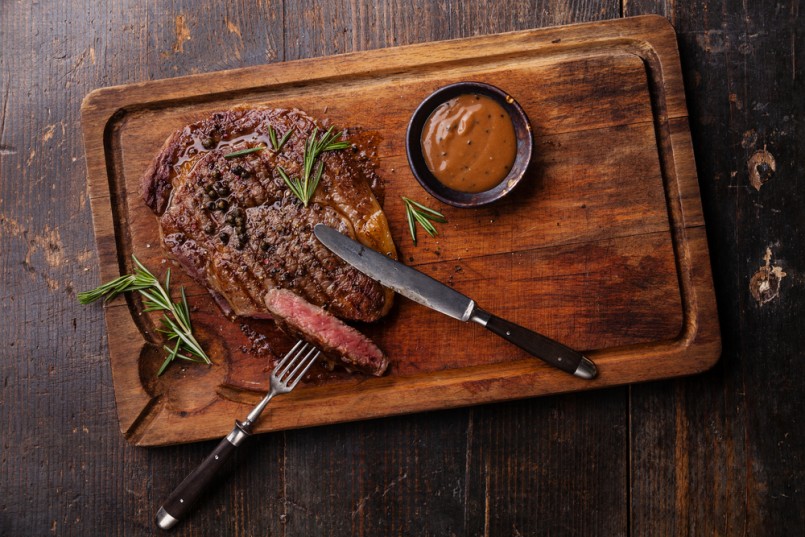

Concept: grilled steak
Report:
left=264, top=289, right=388, bottom=376
left=141, top=107, right=396, bottom=323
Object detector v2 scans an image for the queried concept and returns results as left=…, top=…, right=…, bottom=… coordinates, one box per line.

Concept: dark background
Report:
left=1, top=1, right=803, bottom=535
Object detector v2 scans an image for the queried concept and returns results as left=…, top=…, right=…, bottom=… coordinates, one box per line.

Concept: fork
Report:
left=155, top=341, right=320, bottom=530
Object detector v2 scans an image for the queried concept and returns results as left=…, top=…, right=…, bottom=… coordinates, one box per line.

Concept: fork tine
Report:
left=286, top=346, right=318, bottom=382
left=273, top=340, right=304, bottom=375
left=287, top=348, right=320, bottom=389
left=275, top=341, right=309, bottom=379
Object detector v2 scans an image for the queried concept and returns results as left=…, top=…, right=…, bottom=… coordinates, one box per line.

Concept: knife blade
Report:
left=314, top=224, right=597, bottom=379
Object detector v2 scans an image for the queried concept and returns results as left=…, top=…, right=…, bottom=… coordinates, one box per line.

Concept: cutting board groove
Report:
left=81, top=15, right=719, bottom=446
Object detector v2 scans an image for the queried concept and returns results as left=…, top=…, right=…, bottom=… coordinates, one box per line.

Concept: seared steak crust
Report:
left=142, top=107, right=396, bottom=322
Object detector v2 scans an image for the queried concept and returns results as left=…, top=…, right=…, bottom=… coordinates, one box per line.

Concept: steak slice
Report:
left=264, top=289, right=388, bottom=376
left=141, top=107, right=396, bottom=323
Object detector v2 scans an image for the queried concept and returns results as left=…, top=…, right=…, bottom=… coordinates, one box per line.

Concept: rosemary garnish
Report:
left=278, top=126, right=350, bottom=207
left=223, top=146, right=265, bottom=159
left=78, top=256, right=211, bottom=376
left=402, top=197, right=447, bottom=246
left=267, top=124, right=294, bottom=152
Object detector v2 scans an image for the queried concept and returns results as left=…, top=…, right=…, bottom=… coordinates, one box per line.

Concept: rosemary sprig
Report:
left=267, top=124, right=294, bottom=152
left=402, top=197, right=447, bottom=246
left=78, top=256, right=211, bottom=376
left=278, top=126, right=350, bottom=207
left=223, top=145, right=265, bottom=159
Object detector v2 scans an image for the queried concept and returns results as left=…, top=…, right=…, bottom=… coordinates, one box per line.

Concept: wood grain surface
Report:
left=1, top=1, right=802, bottom=536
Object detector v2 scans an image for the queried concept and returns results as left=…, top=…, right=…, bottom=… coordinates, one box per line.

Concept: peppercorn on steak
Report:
left=141, top=108, right=396, bottom=374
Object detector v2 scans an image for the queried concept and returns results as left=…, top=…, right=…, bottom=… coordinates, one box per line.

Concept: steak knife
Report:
left=314, top=224, right=597, bottom=379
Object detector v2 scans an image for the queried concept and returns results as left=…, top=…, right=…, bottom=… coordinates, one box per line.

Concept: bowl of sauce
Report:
left=406, top=82, right=533, bottom=207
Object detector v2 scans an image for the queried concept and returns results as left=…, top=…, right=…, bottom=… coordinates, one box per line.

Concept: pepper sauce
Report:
left=420, top=94, right=516, bottom=193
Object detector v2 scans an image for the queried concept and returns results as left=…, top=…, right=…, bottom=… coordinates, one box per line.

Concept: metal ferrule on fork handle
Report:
left=155, top=341, right=320, bottom=530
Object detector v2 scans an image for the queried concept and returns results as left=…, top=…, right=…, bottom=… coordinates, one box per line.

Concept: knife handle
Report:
left=480, top=312, right=597, bottom=379
left=155, top=422, right=251, bottom=530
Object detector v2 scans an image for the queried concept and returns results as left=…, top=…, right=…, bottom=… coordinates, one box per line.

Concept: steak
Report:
left=141, top=107, right=396, bottom=323
left=264, top=289, right=388, bottom=376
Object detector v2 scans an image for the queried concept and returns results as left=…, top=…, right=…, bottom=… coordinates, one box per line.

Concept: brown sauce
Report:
left=421, top=94, right=516, bottom=193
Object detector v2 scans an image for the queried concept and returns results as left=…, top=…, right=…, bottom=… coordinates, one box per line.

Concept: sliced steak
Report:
left=264, top=289, right=389, bottom=376
left=141, top=107, right=396, bottom=323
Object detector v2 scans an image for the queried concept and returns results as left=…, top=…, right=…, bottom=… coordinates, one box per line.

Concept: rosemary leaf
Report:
left=277, top=166, right=305, bottom=203
left=158, top=342, right=180, bottom=376
left=223, top=146, right=265, bottom=159
left=75, top=276, right=124, bottom=304
left=277, top=128, right=294, bottom=151
left=78, top=255, right=211, bottom=376
left=402, top=197, right=447, bottom=246
left=405, top=205, right=418, bottom=246
left=412, top=210, right=438, bottom=237
left=133, top=255, right=155, bottom=279
left=267, top=125, right=279, bottom=151
left=309, top=161, right=325, bottom=202
left=77, top=273, right=148, bottom=304
left=406, top=198, right=447, bottom=222
left=138, top=288, right=171, bottom=311
left=266, top=125, right=295, bottom=152
left=179, top=287, right=191, bottom=325
left=302, top=128, right=318, bottom=181
left=280, top=126, right=349, bottom=207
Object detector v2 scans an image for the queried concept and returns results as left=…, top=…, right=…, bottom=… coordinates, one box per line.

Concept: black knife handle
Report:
left=483, top=312, right=595, bottom=378
left=156, top=422, right=251, bottom=530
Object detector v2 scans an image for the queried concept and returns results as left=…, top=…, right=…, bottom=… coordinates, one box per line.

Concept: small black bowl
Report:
left=405, top=81, right=533, bottom=208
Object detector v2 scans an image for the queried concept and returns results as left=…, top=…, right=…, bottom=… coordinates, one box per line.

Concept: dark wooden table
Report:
left=2, top=1, right=802, bottom=535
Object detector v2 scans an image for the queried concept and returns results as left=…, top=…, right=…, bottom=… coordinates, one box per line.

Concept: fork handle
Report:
left=155, top=422, right=252, bottom=530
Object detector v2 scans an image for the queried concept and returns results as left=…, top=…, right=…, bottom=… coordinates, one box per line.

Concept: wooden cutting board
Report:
left=81, top=15, right=720, bottom=446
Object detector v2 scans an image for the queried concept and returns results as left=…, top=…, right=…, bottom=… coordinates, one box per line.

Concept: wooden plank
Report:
left=81, top=15, right=690, bottom=123
left=464, top=390, right=628, bottom=536
left=626, top=2, right=805, bottom=535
